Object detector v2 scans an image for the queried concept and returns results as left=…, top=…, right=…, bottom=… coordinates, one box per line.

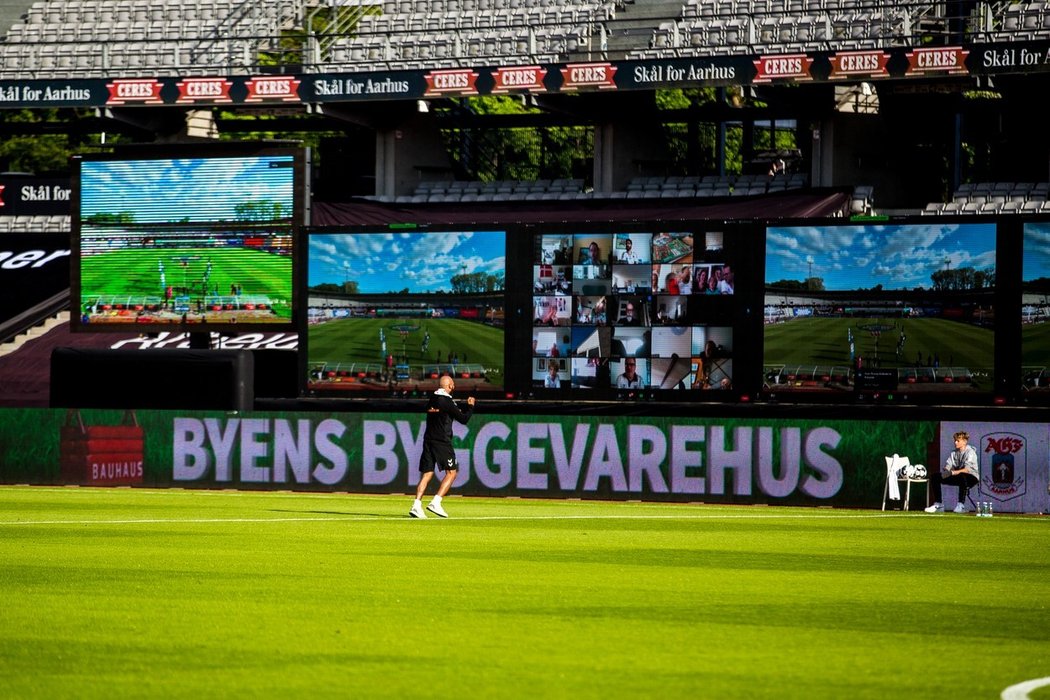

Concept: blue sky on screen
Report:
left=1023, top=222, right=1050, bottom=281
left=80, top=156, right=294, bottom=223
left=766, top=222, right=996, bottom=290
left=309, top=231, right=506, bottom=293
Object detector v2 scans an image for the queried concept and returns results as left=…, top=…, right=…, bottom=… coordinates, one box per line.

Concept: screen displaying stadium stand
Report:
left=70, top=143, right=305, bottom=332
left=1022, top=221, right=1050, bottom=394
left=762, top=220, right=997, bottom=401
left=530, top=224, right=739, bottom=398
left=305, top=227, right=507, bottom=395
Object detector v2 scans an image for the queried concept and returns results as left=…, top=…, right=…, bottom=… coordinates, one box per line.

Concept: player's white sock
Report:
left=412, top=499, right=422, bottom=509
left=432, top=495, right=442, bottom=505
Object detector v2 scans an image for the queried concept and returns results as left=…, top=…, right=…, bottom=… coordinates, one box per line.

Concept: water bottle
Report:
left=987, top=501, right=993, bottom=518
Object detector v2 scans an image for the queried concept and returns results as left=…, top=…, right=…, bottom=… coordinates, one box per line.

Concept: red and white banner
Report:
left=904, top=47, right=970, bottom=75
left=106, top=79, right=163, bottom=105
left=559, top=63, right=617, bottom=91
left=423, top=69, right=480, bottom=96
left=752, top=54, right=815, bottom=83
left=491, top=66, right=547, bottom=93
left=828, top=50, right=891, bottom=79
left=175, top=77, right=234, bottom=103
left=244, top=76, right=301, bottom=103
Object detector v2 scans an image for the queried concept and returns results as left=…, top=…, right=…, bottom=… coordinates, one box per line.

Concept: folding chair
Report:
left=882, top=454, right=928, bottom=511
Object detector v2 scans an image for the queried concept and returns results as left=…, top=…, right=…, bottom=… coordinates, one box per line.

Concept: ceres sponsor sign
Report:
left=106, top=79, right=164, bottom=105
left=175, top=78, right=233, bottom=103
left=559, top=63, right=617, bottom=90
left=244, top=76, right=301, bottom=103
left=424, top=69, right=480, bottom=96
left=904, top=47, right=970, bottom=75
left=492, top=66, right=547, bottom=93
left=828, top=50, right=890, bottom=79
left=753, top=54, right=814, bottom=83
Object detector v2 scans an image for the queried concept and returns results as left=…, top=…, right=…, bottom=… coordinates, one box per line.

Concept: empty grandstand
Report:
left=0, top=1, right=1046, bottom=76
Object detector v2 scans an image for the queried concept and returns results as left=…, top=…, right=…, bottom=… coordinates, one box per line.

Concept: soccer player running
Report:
left=410, top=374, right=475, bottom=519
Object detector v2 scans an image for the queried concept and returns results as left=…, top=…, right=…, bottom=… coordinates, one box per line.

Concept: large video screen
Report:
left=306, top=228, right=506, bottom=395
left=763, top=221, right=997, bottom=399
left=530, top=226, right=737, bottom=397
left=71, top=144, right=304, bottom=332
left=1022, top=221, right=1050, bottom=394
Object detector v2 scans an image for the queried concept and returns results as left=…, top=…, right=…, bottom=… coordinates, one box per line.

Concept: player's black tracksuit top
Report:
left=423, top=390, right=474, bottom=444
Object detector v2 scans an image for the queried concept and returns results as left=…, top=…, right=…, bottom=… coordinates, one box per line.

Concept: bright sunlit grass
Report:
left=1, top=487, right=1048, bottom=699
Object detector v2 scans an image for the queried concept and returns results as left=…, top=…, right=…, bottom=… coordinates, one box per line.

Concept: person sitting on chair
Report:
left=925, top=430, right=979, bottom=513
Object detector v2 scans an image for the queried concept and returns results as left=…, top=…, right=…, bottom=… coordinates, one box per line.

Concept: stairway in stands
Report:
left=0, top=0, right=29, bottom=35
left=0, top=311, right=70, bottom=358
left=604, top=0, right=685, bottom=56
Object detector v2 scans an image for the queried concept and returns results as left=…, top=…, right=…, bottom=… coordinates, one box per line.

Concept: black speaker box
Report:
left=50, top=347, right=254, bottom=411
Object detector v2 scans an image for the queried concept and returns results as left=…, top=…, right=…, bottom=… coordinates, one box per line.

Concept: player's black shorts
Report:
left=419, top=441, right=458, bottom=473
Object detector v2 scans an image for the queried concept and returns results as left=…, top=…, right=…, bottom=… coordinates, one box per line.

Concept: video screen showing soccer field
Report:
left=1022, top=222, right=1050, bottom=393
left=306, top=230, right=506, bottom=394
left=763, top=222, right=996, bottom=397
left=78, top=232, right=293, bottom=324
left=74, top=151, right=298, bottom=328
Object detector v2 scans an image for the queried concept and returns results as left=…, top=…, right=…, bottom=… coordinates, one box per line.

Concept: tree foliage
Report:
left=442, top=96, right=592, bottom=181
left=234, top=200, right=289, bottom=221
left=83, top=212, right=135, bottom=224
left=768, top=277, right=825, bottom=291
left=451, top=270, right=504, bottom=293
left=930, top=266, right=995, bottom=291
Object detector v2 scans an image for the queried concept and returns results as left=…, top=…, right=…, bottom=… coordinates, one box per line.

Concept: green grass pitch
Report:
left=309, top=317, right=504, bottom=371
left=764, top=317, right=994, bottom=374
left=2, top=487, right=1049, bottom=699
left=1022, top=321, right=1050, bottom=366
left=81, top=247, right=292, bottom=306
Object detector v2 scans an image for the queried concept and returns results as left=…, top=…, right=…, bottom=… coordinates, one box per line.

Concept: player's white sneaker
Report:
left=953, top=502, right=968, bottom=514
left=924, top=503, right=944, bottom=513
left=426, top=501, right=449, bottom=518
left=409, top=503, right=427, bottom=519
